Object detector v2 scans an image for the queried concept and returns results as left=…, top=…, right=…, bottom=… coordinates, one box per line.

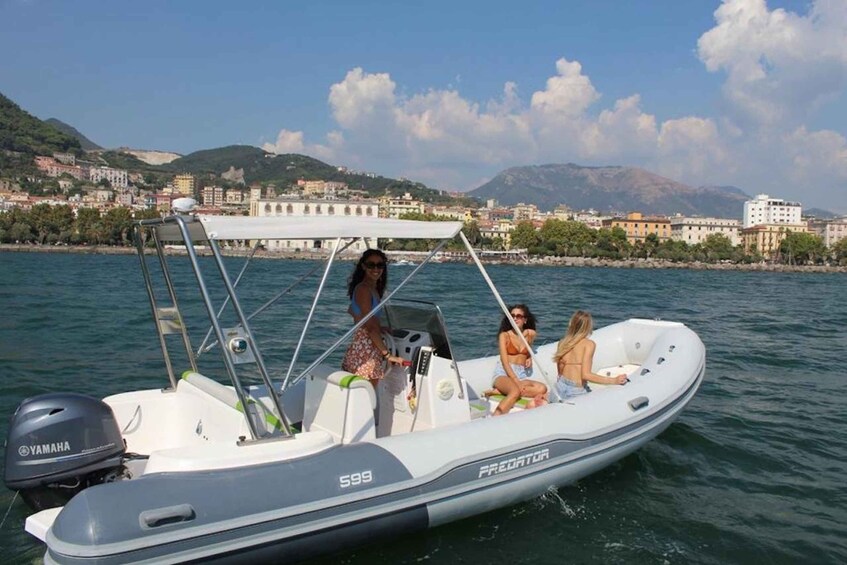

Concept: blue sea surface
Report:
left=0, top=252, right=845, bottom=564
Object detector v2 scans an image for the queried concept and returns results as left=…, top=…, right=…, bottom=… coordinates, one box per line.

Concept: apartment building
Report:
left=251, top=198, right=380, bottom=252
left=512, top=203, right=539, bottom=221
left=202, top=185, right=225, bottom=207
left=807, top=217, right=847, bottom=248
left=602, top=212, right=671, bottom=243
left=89, top=166, right=128, bottom=188
left=428, top=205, right=473, bottom=222
left=670, top=217, right=741, bottom=246
left=743, top=194, right=802, bottom=228
left=34, top=156, right=86, bottom=181
left=740, top=223, right=809, bottom=256
left=52, top=152, right=76, bottom=165
left=173, top=174, right=196, bottom=196
left=572, top=211, right=610, bottom=230
left=380, top=193, right=425, bottom=219
left=478, top=220, right=514, bottom=249
left=225, top=189, right=245, bottom=205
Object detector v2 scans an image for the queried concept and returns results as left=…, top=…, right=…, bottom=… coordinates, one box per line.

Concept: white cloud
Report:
left=262, top=129, right=304, bottom=153
left=530, top=58, right=600, bottom=118
left=262, top=128, right=337, bottom=162
left=261, top=1, right=847, bottom=210
left=328, top=67, right=398, bottom=130
left=656, top=117, right=731, bottom=181
left=697, top=0, right=847, bottom=126
left=783, top=126, right=847, bottom=182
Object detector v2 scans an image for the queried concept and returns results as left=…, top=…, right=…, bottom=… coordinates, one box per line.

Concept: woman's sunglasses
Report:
left=364, top=261, right=386, bottom=270
left=511, top=313, right=526, bottom=319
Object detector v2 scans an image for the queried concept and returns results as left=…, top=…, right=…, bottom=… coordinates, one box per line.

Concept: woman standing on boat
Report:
left=342, top=249, right=403, bottom=387
left=491, top=304, right=548, bottom=415
left=553, top=310, right=628, bottom=399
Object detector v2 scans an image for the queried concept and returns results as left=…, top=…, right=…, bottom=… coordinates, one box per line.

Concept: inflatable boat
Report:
left=3, top=210, right=705, bottom=564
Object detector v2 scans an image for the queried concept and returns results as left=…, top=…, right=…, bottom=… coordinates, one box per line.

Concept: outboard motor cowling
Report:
left=3, top=393, right=126, bottom=511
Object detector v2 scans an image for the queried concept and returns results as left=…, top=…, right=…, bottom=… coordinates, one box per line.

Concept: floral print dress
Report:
left=342, top=328, right=385, bottom=381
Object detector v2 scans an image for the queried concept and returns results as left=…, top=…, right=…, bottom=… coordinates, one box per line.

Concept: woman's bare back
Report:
left=557, top=338, right=593, bottom=385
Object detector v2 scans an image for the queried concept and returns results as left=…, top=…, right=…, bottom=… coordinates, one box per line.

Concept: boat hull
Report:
left=42, top=364, right=703, bottom=564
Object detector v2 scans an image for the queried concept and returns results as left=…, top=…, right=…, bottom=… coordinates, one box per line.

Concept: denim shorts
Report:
left=492, top=360, right=533, bottom=386
left=556, top=377, right=590, bottom=400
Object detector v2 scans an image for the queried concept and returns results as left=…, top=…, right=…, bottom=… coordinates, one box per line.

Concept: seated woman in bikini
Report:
left=489, top=304, right=548, bottom=415
left=553, top=310, right=628, bottom=399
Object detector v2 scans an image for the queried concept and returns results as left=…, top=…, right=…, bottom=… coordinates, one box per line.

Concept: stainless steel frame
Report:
left=132, top=212, right=545, bottom=441
left=133, top=215, right=292, bottom=440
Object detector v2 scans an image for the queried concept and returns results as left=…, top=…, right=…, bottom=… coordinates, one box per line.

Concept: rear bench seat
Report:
left=181, top=371, right=284, bottom=437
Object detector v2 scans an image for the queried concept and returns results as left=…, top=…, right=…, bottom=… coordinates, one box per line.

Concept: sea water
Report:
left=0, top=252, right=845, bottom=564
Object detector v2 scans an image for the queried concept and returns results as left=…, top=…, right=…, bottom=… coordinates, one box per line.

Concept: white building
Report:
left=251, top=198, right=380, bottom=252
left=382, top=193, right=425, bottom=219
left=670, top=217, right=741, bottom=246
left=89, top=166, right=128, bottom=189
left=572, top=211, right=610, bottom=230
left=743, top=194, right=802, bottom=228
left=808, top=217, right=847, bottom=248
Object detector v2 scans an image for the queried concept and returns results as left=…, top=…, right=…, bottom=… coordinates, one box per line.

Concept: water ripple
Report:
left=0, top=253, right=845, bottom=564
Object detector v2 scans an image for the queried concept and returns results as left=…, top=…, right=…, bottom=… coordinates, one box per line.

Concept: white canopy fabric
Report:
left=155, top=214, right=464, bottom=242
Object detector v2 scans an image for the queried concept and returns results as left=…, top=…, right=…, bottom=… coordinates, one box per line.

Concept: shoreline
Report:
left=2, top=243, right=845, bottom=273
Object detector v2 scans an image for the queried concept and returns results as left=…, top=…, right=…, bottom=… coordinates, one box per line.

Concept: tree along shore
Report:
left=3, top=243, right=845, bottom=273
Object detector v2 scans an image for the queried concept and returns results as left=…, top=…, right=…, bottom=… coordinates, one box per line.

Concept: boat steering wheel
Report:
left=382, top=332, right=397, bottom=370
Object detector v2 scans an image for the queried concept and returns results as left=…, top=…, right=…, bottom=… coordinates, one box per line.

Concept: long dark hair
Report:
left=498, top=303, right=537, bottom=334
left=347, top=249, right=388, bottom=298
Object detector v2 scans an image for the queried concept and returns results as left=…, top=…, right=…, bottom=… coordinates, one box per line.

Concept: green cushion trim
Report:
left=469, top=401, right=488, bottom=411
left=487, top=394, right=530, bottom=408
left=235, top=399, right=283, bottom=431
left=339, top=374, right=366, bottom=388
left=181, top=370, right=194, bottom=380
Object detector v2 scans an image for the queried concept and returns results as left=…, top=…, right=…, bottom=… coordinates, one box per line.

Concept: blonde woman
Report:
left=553, top=310, right=628, bottom=399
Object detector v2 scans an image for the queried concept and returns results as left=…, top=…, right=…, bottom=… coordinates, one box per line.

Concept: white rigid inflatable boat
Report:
left=3, top=211, right=705, bottom=564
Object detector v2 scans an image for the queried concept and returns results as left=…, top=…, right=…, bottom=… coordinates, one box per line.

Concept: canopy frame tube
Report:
left=288, top=238, right=451, bottom=392
left=459, top=232, right=554, bottom=395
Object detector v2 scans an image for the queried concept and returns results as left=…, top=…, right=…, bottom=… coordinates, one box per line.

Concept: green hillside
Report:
left=45, top=118, right=102, bottom=150
left=0, top=93, right=81, bottom=156
left=163, top=145, right=473, bottom=204
left=93, top=150, right=161, bottom=173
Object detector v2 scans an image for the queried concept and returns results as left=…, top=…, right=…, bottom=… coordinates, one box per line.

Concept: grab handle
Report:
left=139, top=504, right=196, bottom=529
left=628, top=396, right=649, bottom=411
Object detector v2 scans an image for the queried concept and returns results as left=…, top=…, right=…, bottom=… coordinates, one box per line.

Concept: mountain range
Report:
left=469, top=164, right=750, bottom=218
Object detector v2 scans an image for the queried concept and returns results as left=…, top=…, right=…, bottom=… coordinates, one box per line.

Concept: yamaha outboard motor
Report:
left=3, top=393, right=126, bottom=511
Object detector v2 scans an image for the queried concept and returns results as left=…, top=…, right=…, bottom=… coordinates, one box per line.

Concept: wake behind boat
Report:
left=3, top=210, right=705, bottom=564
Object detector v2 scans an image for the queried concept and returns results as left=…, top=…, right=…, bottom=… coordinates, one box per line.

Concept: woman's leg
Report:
left=520, top=379, right=548, bottom=407
left=492, top=375, right=521, bottom=415
left=520, top=379, right=548, bottom=398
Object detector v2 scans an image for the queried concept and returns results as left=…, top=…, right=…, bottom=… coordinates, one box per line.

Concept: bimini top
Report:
left=154, top=215, right=465, bottom=242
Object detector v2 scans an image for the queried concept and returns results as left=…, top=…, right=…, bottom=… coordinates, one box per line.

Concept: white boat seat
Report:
left=181, top=372, right=284, bottom=436
left=303, top=369, right=376, bottom=444
left=485, top=394, right=534, bottom=412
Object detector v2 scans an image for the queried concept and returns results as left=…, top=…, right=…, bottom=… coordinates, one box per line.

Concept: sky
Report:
left=1, top=0, right=846, bottom=212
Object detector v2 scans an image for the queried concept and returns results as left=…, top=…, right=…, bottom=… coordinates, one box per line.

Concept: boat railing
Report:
left=134, top=215, right=292, bottom=441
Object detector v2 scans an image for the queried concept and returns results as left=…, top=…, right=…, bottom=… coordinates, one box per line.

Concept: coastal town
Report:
left=1, top=151, right=847, bottom=267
